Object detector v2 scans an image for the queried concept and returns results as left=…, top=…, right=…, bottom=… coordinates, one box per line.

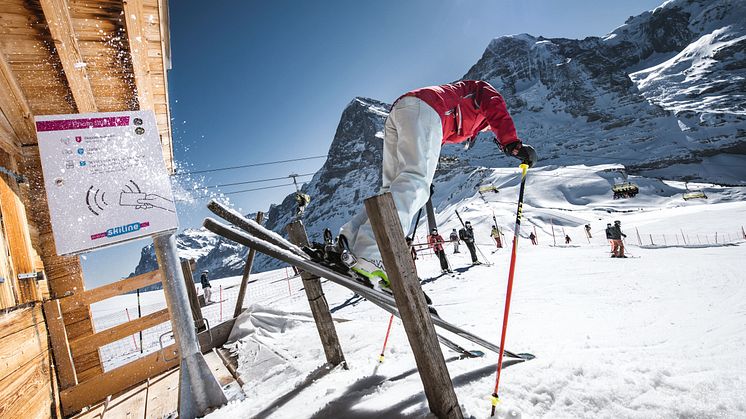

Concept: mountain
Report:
left=131, top=0, right=745, bottom=279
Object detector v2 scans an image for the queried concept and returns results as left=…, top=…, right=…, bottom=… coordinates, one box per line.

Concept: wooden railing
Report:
left=44, top=261, right=237, bottom=416
left=44, top=269, right=172, bottom=416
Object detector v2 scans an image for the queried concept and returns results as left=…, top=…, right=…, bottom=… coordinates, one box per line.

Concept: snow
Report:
left=202, top=164, right=746, bottom=418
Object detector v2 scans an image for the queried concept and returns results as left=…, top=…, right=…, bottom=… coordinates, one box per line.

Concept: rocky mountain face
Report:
left=132, top=0, right=745, bottom=279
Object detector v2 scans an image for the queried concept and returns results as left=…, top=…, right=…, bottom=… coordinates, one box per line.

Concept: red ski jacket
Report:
left=399, top=80, right=519, bottom=147
left=428, top=234, right=445, bottom=252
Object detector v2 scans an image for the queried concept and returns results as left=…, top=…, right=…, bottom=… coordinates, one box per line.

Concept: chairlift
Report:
left=683, top=191, right=707, bottom=200
left=478, top=185, right=499, bottom=195
left=611, top=182, right=639, bottom=199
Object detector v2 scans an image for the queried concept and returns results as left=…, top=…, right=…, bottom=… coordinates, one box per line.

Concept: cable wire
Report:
left=174, top=155, right=327, bottom=176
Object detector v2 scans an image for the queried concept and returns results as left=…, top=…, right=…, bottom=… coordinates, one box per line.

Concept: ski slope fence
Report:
left=91, top=268, right=303, bottom=371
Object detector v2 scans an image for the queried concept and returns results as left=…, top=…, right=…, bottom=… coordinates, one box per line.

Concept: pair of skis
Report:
left=204, top=200, right=533, bottom=362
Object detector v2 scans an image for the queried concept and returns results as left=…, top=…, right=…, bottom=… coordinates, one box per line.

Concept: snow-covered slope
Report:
left=206, top=165, right=746, bottom=418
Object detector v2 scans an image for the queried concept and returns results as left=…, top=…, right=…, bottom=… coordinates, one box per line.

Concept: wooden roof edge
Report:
left=158, top=0, right=174, bottom=173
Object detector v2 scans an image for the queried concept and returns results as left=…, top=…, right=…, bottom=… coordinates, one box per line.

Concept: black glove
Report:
left=497, top=139, right=537, bottom=168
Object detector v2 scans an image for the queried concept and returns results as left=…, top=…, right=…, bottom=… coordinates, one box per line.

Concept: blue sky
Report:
left=81, top=0, right=663, bottom=287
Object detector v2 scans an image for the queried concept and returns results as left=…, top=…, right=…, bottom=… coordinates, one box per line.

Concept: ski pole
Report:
left=378, top=314, right=395, bottom=363
left=490, top=163, right=528, bottom=416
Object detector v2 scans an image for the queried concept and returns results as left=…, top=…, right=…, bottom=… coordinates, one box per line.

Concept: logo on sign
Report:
left=75, top=136, right=83, bottom=143
left=77, top=148, right=85, bottom=155
left=90, top=221, right=150, bottom=240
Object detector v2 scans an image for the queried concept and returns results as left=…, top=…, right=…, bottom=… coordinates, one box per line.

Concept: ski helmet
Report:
left=614, top=220, right=621, bottom=225
left=202, top=270, right=209, bottom=274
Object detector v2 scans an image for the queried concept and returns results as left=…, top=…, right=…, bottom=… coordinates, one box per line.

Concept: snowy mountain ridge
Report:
left=132, top=0, right=745, bottom=279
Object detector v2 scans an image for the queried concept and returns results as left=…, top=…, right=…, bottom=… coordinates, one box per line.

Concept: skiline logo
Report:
left=91, top=221, right=150, bottom=240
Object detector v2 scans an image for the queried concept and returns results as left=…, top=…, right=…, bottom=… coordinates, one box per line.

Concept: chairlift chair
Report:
left=611, top=182, right=639, bottom=199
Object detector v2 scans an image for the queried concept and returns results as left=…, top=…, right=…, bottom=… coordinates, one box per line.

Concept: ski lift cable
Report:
left=173, top=154, right=328, bottom=176
left=192, top=182, right=299, bottom=199
left=198, top=172, right=315, bottom=190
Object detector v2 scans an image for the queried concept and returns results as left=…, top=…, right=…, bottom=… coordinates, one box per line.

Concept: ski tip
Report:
left=465, top=350, right=485, bottom=358
left=516, top=352, right=536, bottom=360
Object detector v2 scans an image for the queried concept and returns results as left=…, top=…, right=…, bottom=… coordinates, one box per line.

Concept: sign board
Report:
left=36, top=111, right=178, bottom=255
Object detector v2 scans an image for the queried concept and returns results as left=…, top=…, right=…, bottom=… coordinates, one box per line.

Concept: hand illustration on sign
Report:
left=118, top=180, right=175, bottom=212
left=131, top=193, right=175, bottom=212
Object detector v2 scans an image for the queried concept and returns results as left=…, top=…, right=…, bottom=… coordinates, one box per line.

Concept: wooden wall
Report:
left=0, top=305, right=59, bottom=419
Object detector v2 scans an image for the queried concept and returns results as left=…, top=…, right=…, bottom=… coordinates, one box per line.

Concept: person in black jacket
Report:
left=458, top=221, right=481, bottom=264
left=605, top=223, right=613, bottom=254
left=200, top=270, right=213, bottom=303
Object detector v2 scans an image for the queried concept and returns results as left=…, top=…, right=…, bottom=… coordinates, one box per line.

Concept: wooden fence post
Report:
left=42, top=299, right=78, bottom=390
left=286, top=221, right=347, bottom=368
left=234, top=212, right=263, bottom=318
left=365, top=193, right=463, bottom=419
left=180, top=258, right=205, bottom=331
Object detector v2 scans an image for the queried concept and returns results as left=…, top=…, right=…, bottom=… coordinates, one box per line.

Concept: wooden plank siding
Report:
left=0, top=0, right=175, bottom=414
left=0, top=306, right=57, bottom=419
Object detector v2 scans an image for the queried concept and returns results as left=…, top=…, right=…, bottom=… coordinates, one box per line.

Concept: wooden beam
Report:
left=38, top=0, right=98, bottom=113
left=68, top=308, right=170, bottom=358
left=122, top=0, right=154, bottom=111
left=59, top=316, right=237, bottom=416
left=287, top=221, right=347, bottom=368
left=0, top=351, right=54, bottom=419
left=156, top=0, right=174, bottom=173
left=234, top=212, right=263, bottom=318
left=365, top=193, right=462, bottom=419
left=180, top=259, right=204, bottom=330
left=59, top=270, right=162, bottom=314
left=0, top=173, right=39, bottom=303
left=0, top=51, right=34, bottom=147
left=42, top=299, right=78, bottom=390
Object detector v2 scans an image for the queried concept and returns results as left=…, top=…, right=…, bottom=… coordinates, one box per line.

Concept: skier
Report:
left=490, top=225, right=503, bottom=248
left=605, top=223, right=614, bottom=254
left=565, top=234, right=571, bottom=245
left=428, top=228, right=452, bottom=273
left=609, top=220, right=627, bottom=258
left=338, top=80, right=536, bottom=287
left=584, top=224, right=592, bottom=239
left=528, top=232, right=537, bottom=245
left=406, top=236, right=418, bottom=261
left=449, top=228, right=460, bottom=254
left=200, top=270, right=212, bottom=304
left=459, top=221, right=481, bottom=265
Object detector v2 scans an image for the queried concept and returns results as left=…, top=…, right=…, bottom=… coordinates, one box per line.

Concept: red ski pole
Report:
left=378, top=314, right=395, bottom=363
left=490, top=163, right=529, bottom=416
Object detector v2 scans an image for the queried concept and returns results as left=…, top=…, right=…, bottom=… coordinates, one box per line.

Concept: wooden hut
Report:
left=0, top=0, right=173, bottom=416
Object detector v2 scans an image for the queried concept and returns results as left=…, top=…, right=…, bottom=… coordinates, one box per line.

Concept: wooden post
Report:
left=550, top=218, right=556, bottom=246
left=286, top=221, right=347, bottom=368
left=180, top=258, right=205, bottom=331
left=234, top=212, right=263, bottom=318
left=42, top=299, right=78, bottom=390
left=365, top=193, right=463, bottom=419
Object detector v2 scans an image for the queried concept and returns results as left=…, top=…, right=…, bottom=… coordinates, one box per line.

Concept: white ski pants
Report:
left=340, top=96, right=442, bottom=261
